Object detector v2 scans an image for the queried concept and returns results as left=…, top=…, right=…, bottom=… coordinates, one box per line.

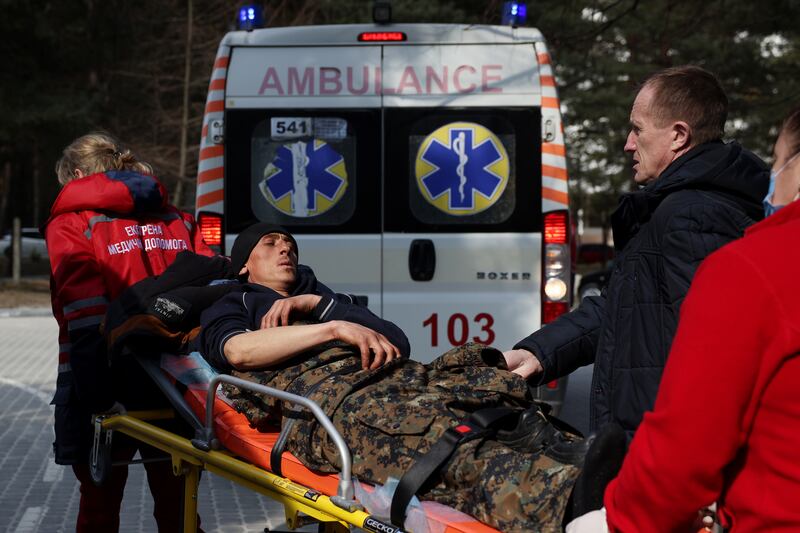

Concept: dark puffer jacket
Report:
left=515, top=141, right=768, bottom=437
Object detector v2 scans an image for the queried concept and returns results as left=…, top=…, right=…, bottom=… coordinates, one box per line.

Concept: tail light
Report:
left=542, top=210, right=571, bottom=324
left=543, top=302, right=569, bottom=324
left=198, top=211, right=223, bottom=254
left=358, top=31, right=407, bottom=42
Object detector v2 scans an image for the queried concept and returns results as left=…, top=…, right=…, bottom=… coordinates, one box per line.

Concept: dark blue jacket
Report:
left=515, top=141, right=769, bottom=437
left=200, top=264, right=410, bottom=372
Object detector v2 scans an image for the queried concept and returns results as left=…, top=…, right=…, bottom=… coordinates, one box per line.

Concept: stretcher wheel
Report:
left=90, top=429, right=113, bottom=487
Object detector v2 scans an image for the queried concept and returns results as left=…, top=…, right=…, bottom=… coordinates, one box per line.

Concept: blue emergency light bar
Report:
left=237, top=4, right=263, bottom=31
left=501, top=1, right=527, bottom=26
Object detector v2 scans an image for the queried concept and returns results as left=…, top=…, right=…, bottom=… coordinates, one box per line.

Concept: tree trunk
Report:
left=0, top=161, right=10, bottom=236
left=174, top=0, right=193, bottom=209
left=12, top=216, right=20, bottom=283
left=602, top=221, right=611, bottom=247
left=32, top=140, right=40, bottom=226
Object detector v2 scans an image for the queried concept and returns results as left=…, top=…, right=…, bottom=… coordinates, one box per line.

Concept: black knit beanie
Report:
left=230, top=223, right=298, bottom=276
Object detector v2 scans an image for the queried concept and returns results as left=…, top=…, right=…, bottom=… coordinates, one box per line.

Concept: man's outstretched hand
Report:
left=502, top=348, right=544, bottom=380
left=329, top=320, right=400, bottom=370
left=261, top=294, right=322, bottom=329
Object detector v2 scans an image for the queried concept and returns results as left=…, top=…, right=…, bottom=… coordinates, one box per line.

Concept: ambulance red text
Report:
left=258, top=65, right=504, bottom=96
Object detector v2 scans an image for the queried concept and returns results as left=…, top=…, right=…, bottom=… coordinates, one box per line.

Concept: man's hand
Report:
left=328, top=320, right=400, bottom=370
left=261, top=294, right=323, bottom=329
left=502, top=348, right=544, bottom=380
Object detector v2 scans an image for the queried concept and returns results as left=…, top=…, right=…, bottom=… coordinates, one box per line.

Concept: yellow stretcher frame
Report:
left=97, top=409, right=381, bottom=533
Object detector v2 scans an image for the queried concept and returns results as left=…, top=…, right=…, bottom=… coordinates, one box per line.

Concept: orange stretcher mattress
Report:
left=161, top=353, right=499, bottom=533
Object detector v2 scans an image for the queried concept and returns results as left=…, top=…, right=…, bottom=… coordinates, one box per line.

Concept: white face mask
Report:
left=765, top=151, right=800, bottom=216
left=770, top=150, right=800, bottom=183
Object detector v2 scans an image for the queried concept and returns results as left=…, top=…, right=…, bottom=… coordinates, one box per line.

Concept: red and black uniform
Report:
left=43, top=170, right=212, bottom=531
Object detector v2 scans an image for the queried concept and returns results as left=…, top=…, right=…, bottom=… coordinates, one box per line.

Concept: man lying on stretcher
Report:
left=197, top=223, right=622, bottom=532
left=199, top=222, right=411, bottom=374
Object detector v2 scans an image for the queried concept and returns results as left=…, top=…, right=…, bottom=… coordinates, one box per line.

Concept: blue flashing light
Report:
left=237, top=4, right=263, bottom=31
left=501, top=1, right=527, bottom=27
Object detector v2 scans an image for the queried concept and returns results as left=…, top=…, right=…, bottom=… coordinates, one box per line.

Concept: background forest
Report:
left=1, top=0, right=798, bottom=236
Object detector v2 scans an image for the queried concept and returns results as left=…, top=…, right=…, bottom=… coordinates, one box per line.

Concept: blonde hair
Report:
left=55, top=132, right=153, bottom=186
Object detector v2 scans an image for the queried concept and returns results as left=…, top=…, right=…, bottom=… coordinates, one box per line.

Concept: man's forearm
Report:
left=224, top=322, right=335, bottom=370
left=314, top=295, right=411, bottom=357
left=515, top=293, right=605, bottom=384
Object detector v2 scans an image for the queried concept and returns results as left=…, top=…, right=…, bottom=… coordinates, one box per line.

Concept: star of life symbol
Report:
left=416, top=122, right=509, bottom=215
left=258, top=140, right=347, bottom=218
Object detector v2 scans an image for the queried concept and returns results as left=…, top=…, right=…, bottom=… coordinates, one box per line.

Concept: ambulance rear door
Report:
left=381, top=43, right=543, bottom=362
left=224, top=45, right=383, bottom=312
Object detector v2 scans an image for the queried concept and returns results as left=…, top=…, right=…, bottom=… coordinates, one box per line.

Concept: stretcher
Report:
left=90, top=351, right=501, bottom=533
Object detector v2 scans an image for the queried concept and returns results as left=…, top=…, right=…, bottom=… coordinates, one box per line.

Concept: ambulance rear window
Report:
left=408, top=118, right=517, bottom=225
left=384, top=107, right=541, bottom=233
left=225, top=109, right=380, bottom=235
left=249, top=116, right=357, bottom=226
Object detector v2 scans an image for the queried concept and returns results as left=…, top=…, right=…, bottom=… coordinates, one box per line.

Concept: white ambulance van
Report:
left=195, top=23, right=573, bottom=409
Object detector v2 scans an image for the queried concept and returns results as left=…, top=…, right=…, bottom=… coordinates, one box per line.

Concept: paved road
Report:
left=0, top=314, right=591, bottom=532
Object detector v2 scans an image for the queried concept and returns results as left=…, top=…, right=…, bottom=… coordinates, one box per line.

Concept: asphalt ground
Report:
left=0, top=313, right=592, bottom=532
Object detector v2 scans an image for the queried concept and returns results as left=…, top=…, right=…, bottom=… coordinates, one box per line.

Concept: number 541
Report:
left=422, top=312, right=495, bottom=347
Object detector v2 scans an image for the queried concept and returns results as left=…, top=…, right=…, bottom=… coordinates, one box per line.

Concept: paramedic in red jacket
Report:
left=44, top=132, right=212, bottom=532
left=568, top=109, right=800, bottom=532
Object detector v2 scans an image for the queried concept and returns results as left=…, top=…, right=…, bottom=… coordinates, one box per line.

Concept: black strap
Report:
left=529, top=397, right=584, bottom=438
left=545, top=412, right=584, bottom=439
left=389, top=407, right=519, bottom=527
left=270, top=417, right=296, bottom=477
left=470, top=407, right=520, bottom=430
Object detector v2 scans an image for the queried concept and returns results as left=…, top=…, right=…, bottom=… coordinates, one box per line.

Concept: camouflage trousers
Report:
left=229, top=343, right=580, bottom=531
left=328, top=394, right=579, bottom=532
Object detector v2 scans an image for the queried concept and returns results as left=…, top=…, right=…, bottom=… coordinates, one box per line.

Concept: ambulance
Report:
left=195, top=21, right=573, bottom=409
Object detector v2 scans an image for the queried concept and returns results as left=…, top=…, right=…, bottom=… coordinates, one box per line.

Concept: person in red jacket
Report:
left=44, top=132, right=213, bottom=532
left=568, top=109, right=800, bottom=532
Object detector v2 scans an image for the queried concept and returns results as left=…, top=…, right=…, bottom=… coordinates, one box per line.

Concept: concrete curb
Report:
left=0, top=307, right=53, bottom=318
